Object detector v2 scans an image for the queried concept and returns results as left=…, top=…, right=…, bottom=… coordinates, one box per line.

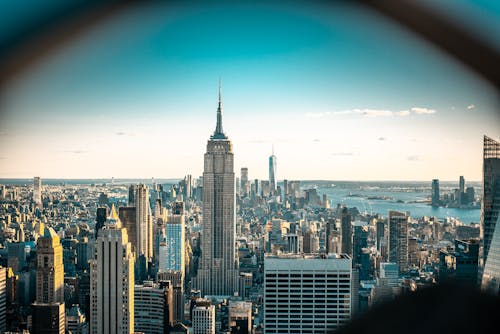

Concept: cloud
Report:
left=313, top=139, right=320, bottom=142
left=115, top=131, right=136, bottom=136
left=378, top=137, right=386, bottom=141
left=0, top=156, right=6, bottom=160
left=64, top=150, right=88, bottom=154
left=306, top=107, right=436, bottom=118
left=410, top=107, right=436, bottom=114
left=0, top=131, right=7, bottom=136
left=407, top=155, right=420, bottom=161
left=332, top=152, right=355, bottom=156
left=467, top=104, right=475, bottom=110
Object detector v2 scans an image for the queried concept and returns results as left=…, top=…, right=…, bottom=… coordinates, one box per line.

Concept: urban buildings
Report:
left=388, top=211, right=409, bottom=273
left=35, top=227, right=64, bottom=304
left=481, top=135, right=500, bottom=293
left=89, top=205, right=135, bottom=334
left=0, top=267, right=6, bottom=333
left=66, top=304, right=89, bottom=334
left=269, top=149, right=277, bottom=195
left=228, top=301, right=252, bottom=334
left=439, top=239, right=479, bottom=285
left=263, top=254, right=352, bottom=333
left=135, top=184, right=153, bottom=261
left=194, top=82, right=239, bottom=296
left=134, top=280, right=173, bottom=334
left=240, top=168, right=249, bottom=197
left=192, top=304, right=215, bottom=334
left=33, top=176, right=42, bottom=206
left=432, top=179, right=440, bottom=207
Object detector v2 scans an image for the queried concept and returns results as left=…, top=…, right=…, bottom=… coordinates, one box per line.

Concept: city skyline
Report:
left=0, top=2, right=499, bottom=180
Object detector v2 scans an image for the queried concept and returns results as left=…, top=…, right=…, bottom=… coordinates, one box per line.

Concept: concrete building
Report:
left=228, top=301, right=252, bottom=334
left=31, top=302, right=65, bottom=334
left=66, top=304, right=89, bottom=334
left=0, top=267, right=6, bottom=333
left=119, top=206, right=137, bottom=254
left=192, top=304, right=215, bottom=334
left=90, top=205, right=135, bottom=334
left=388, top=211, right=409, bottom=273
left=431, top=179, right=440, bottom=207
left=134, top=281, right=173, bottom=334
left=481, top=135, right=500, bottom=293
left=33, top=176, right=42, bottom=205
left=158, top=270, right=184, bottom=325
left=269, top=149, right=277, bottom=195
left=194, top=82, right=239, bottom=296
left=36, top=227, right=64, bottom=304
left=264, top=254, right=352, bottom=333
left=135, top=184, right=153, bottom=261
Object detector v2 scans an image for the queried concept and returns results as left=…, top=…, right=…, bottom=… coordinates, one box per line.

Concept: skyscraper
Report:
left=33, top=176, right=42, bottom=205
left=480, top=135, right=500, bottom=293
left=159, top=201, right=185, bottom=273
left=431, top=179, right=440, bottom=207
left=0, top=267, right=6, bottom=333
left=269, top=148, right=277, bottom=194
left=32, top=227, right=65, bottom=334
left=135, top=184, right=153, bottom=261
left=134, top=281, right=173, bottom=334
left=36, top=227, right=64, bottom=304
left=340, top=206, right=353, bottom=256
left=194, top=82, right=239, bottom=296
left=240, top=167, right=248, bottom=197
left=388, top=211, right=409, bottom=273
left=90, top=205, right=135, bottom=334
left=264, top=254, right=352, bottom=333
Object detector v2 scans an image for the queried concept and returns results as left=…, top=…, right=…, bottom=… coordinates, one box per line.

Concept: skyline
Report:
left=0, top=1, right=499, bottom=180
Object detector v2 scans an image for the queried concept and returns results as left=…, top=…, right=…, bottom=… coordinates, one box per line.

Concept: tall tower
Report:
left=269, top=147, right=277, bottom=194
left=135, top=184, right=153, bottom=261
left=431, top=179, right=440, bottom=207
left=33, top=176, right=42, bottom=205
left=480, top=135, right=500, bottom=291
left=388, top=211, right=409, bottom=273
left=90, top=205, right=135, bottom=334
left=194, top=81, right=239, bottom=296
left=32, top=227, right=65, bottom=334
left=36, top=227, right=64, bottom=303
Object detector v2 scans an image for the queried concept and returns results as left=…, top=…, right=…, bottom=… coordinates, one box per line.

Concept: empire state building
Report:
left=194, top=82, right=239, bottom=296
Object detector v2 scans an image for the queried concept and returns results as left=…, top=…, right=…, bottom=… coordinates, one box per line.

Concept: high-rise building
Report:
left=95, top=207, right=108, bottom=238
left=119, top=206, right=137, bottom=254
left=431, top=179, right=440, bottom=207
left=90, top=205, right=135, bottom=334
left=459, top=175, right=465, bottom=204
left=388, top=211, right=409, bottom=273
left=192, top=304, right=215, bottom=334
left=32, top=227, right=65, bottom=334
left=36, top=227, right=64, bottom=304
left=194, top=82, right=239, bottom=296
left=32, top=303, right=65, bottom=334
left=135, top=184, right=153, bottom=261
left=128, top=184, right=136, bottom=205
left=269, top=148, right=277, bottom=194
left=159, top=201, right=185, bottom=273
left=228, top=301, right=252, bottom=334
left=240, top=168, right=248, bottom=197
left=33, top=176, right=42, bottom=205
left=66, top=304, right=89, bottom=334
left=134, top=280, right=173, bottom=334
left=439, top=239, right=479, bottom=285
left=0, top=267, right=6, bottom=333
left=158, top=271, right=184, bottom=325
left=340, top=206, right=353, bottom=256
left=264, top=254, right=352, bottom=333
left=481, top=135, right=500, bottom=293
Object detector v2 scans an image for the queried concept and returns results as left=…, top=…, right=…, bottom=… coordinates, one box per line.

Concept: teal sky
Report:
left=0, top=1, right=499, bottom=180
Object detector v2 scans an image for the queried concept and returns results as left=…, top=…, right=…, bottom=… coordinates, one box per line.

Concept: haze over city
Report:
left=0, top=1, right=498, bottom=180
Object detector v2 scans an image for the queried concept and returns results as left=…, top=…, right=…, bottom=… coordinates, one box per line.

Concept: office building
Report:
left=192, top=304, right=215, bottom=334
left=439, top=239, right=479, bottom=285
left=194, top=82, right=239, bottom=296
left=90, top=205, right=135, bottom=334
left=228, top=301, right=252, bottom=334
left=31, top=302, right=65, bottom=334
left=136, top=184, right=153, bottom=261
left=431, top=179, right=440, bottom=207
left=158, top=270, right=184, bottom=325
left=159, top=201, right=185, bottom=273
left=119, top=206, right=137, bottom=254
left=66, top=304, right=89, bottom=334
left=134, top=281, right=173, bottom=334
left=240, top=168, right=248, bottom=197
left=36, top=227, right=64, bottom=304
left=340, top=206, right=353, bottom=256
left=480, top=135, right=500, bottom=292
left=269, top=149, right=277, bottom=194
left=33, top=176, right=42, bottom=205
left=0, top=267, right=6, bottom=333
left=264, top=254, right=352, bottom=333
left=388, top=211, right=409, bottom=273
left=95, top=207, right=108, bottom=237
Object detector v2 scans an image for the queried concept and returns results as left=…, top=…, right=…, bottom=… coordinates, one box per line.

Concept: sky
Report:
left=0, top=1, right=499, bottom=181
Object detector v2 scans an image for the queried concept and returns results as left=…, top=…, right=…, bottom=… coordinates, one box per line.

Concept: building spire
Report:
left=212, top=78, right=227, bottom=139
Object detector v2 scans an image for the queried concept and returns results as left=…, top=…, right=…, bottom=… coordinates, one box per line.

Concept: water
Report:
left=302, top=181, right=481, bottom=224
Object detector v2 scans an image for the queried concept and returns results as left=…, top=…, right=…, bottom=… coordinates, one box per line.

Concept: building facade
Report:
left=90, top=206, right=135, bottom=334
left=388, top=211, right=409, bottom=273
left=264, top=254, right=352, bottom=333
left=194, top=83, right=239, bottom=296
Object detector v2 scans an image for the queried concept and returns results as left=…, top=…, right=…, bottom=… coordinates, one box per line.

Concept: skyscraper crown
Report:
left=211, top=79, right=227, bottom=140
